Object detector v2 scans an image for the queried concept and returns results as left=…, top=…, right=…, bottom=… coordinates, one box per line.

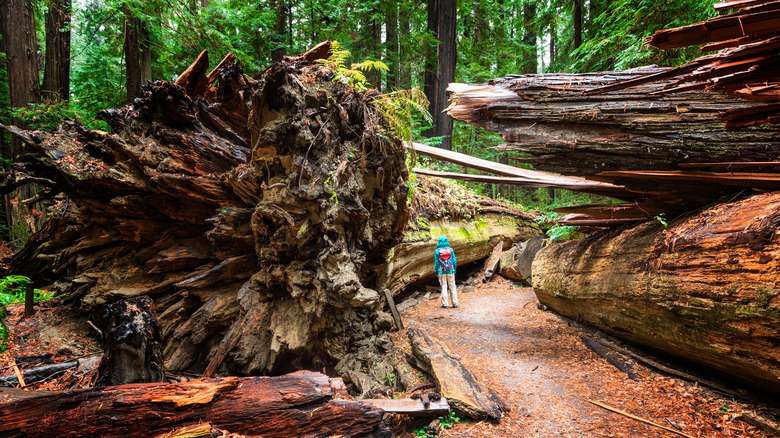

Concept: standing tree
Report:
left=42, top=0, right=72, bottom=101
left=1, top=0, right=44, bottom=249
left=385, top=1, right=399, bottom=89
left=573, top=0, right=582, bottom=49
left=522, top=0, right=537, bottom=73
left=123, top=2, right=142, bottom=102
left=424, top=0, right=456, bottom=150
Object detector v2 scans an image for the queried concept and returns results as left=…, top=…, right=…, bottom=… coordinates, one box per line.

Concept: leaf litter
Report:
left=393, top=276, right=777, bottom=437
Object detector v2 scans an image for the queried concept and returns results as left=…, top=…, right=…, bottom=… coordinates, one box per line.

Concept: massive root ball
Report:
left=10, top=49, right=409, bottom=381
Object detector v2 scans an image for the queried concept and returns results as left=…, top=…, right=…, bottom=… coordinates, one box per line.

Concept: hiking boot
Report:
left=440, top=305, right=449, bottom=308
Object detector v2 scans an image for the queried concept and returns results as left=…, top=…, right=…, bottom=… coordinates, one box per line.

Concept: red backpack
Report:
left=438, top=247, right=454, bottom=271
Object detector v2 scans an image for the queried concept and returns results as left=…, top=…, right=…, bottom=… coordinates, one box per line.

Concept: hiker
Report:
left=434, top=236, right=458, bottom=308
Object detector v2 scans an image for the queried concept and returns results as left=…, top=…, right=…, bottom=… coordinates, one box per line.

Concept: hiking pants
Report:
left=439, top=273, right=457, bottom=307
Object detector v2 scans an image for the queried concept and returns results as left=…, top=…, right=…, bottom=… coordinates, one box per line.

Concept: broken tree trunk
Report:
left=408, top=327, right=508, bottom=420
left=97, top=295, right=165, bottom=385
left=481, top=240, right=504, bottom=283
left=0, top=372, right=385, bottom=437
left=532, top=191, right=780, bottom=394
left=447, top=72, right=780, bottom=177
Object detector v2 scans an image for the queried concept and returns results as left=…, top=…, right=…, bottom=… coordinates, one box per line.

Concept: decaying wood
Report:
left=98, top=295, right=164, bottom=385
left=383, top=288, right=404, bottom=330
left=364, top=397, right=449, bottom=416
left=445, top=70, right=780, bottom=226
left=407, top=142, right=633, bottom=198
left=588, top=0, right=780, bottom=129
left=481, top=240, right=504, bottom=283
left=408, top=327, right=508, bottom=420
left=0, top=372, right=385, bottom=437
left=532, top=191, right=780, bottom=394
left=580, top=336, right=641, bottom=382
left=1, top=361, right=76, bottom=387
left=2, top=43, right=420, bottom=392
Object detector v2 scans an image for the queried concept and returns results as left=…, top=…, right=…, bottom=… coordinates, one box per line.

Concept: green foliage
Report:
left=439, top=412, right=462, bottom=428
left=372, top=87, right=431, bottom=143
left=319, top=41, right=388, bottom=90
left=654, top=213, right=668, bottom=228
left=0, top=275, right=53, bottom=305
left=569, top=0, right=716, bottom=72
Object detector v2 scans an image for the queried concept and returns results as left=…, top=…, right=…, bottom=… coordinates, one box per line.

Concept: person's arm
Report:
left=434, top=248, right=440, bottom=275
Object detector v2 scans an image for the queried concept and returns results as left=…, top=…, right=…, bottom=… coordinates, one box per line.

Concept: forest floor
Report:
left=393, top=276, right=780, bottom=438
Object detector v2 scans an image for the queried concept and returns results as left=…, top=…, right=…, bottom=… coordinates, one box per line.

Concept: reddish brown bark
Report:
left=0, top=373, right=384, bottom=437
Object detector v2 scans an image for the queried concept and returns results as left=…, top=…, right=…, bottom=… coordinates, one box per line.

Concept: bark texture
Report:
left=0, top=373, right=384, bottom=437
left=532, top=191, right=780, bottom=394
left=6, top=51, right=411, bottom=385
left=447, top=71, right=780, bottom=177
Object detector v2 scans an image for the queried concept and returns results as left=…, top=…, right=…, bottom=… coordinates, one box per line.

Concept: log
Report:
left=447, top=72, right=780, bottom=177
left=408, top=327, right=508, bottom=420
left=481, top=240, right=504, bottom=283
left=378, top=176, right=541, bottom=294
left=0, top=372, right=385, bottom=437
left=580, top=336, right=641, bottom=381
left=532, top=191, right=780, bottom=395
left=0, top=361, right=77, bottom=387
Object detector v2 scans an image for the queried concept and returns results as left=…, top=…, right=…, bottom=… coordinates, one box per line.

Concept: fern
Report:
left=371, top=87, right=431, bottom=144
left=318, top=41, right=388, bottom=90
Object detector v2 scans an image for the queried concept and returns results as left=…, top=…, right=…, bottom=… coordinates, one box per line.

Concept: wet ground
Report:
left=395, top=276, right=778, bottom=437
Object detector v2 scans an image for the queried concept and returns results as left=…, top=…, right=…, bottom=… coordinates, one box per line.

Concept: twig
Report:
left=12, top=363, right=25, bottom=388
left=586, top=399, right=695, bottom=438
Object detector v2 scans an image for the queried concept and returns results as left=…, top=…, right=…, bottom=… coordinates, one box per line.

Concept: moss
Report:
left=755, top=285, right=776, bottom=309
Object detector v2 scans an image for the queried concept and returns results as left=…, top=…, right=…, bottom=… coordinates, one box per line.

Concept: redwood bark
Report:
left=385, top=1, right=399, bottom=89
left=532, top=191, right=780, bottom=395
left=522, top=0, right=537, bottom=74
left=424, top=0, right=457, bottom=150
left=42, top=0, right=71, bottom=101
left=447, top=71, right=780, bottom=176
left=123, top=2, right=142, bottom=102
left=0, top=373, right=384, bottom=437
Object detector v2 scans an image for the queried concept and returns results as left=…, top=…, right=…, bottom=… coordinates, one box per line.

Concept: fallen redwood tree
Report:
left=532, top=191, right=780, bottom=394
left=0, top=372, right=386, bottom=437
left=2, top=44, right=412, bottom=385
left=0, top=42, right=532, bottom=403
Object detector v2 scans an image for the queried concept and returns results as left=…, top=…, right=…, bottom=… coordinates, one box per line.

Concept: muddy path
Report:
left=397, top=277, right=776, bottom=437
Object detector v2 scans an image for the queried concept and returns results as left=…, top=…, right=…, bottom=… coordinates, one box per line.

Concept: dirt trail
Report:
left=398, top=277, right=774, bottom=437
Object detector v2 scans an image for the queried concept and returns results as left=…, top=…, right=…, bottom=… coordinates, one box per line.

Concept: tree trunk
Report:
left=522, top=0, right=537, bottom=73
left=42, top=0, right=71, bottom=101
left=0, top=372, right=385, bottom=437
left=447, top=70, right=780, bottom=176
left=271, top=0, right=288, bottom=62
left=400, top=5, right=412, bottom=89
left=2, top=0, right=44, bottom=249
left=123, top=2, right=142, bottom=102
left=385, top=1, right=399, bottom=90
left=532, top=191, right=780, bottom=395
left=573, top=0, right=583, bottom=49
left=424, top=0, right=456, bottom=150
